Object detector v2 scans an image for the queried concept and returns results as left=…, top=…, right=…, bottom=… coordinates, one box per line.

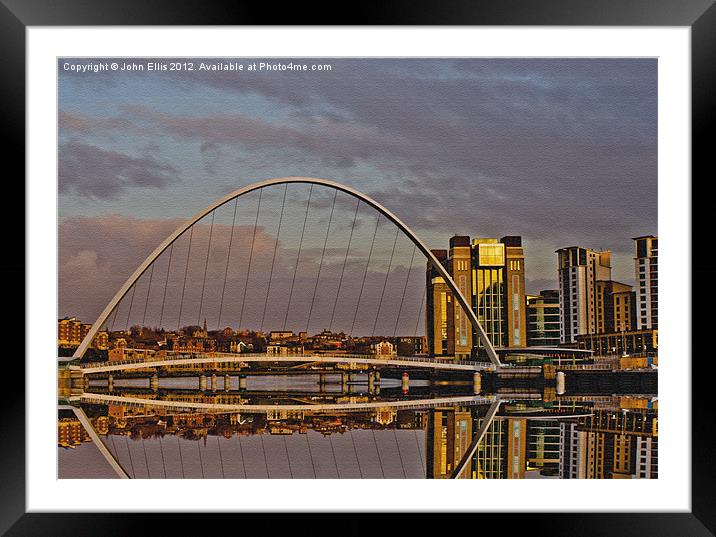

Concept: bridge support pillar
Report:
left=82, top=376, right=89, bottom=391
left=368, top=371, right=375, bottom=394
left=375, top=370, right=380, bottom=383
left=211, top=374, right=218, bottom=392
left=341, top=372, right=348, bottom=392
left=107, top=374, right=113, bottom=392
left=150, top=373, right=159, bottom=391
left=401, top=372, right=410, bottom=393
left=239, top=375, right=247, bottom=390
left=473, top=372, right=481, bottom=395
left=199, top=375, right=207, bottom=391
left=224, top=374, right=231, bottom=391
left=556, top=371, right=566, bottom=395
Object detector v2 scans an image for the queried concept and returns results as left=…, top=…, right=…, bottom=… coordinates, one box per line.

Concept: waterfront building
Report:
left=556, top=247, right=612, bottom=343
left=269, top=330, right=294, bottom=341
left=633, top=235, right=658, bottom=330
left=371, top=340, right=396, bottom=356
left=426, top=407, right=473, bottom=478
left=447, top=236, right=473, bottom=359
left=426, top=236, right=527, bottom=358
left=575, top=329, right=658, bottom=356
left=559, top=409, right=658, bottom=479
left=58, top=317, right=108, bottom=349
left=426, top=250, right=451, bottom=357
left=526, top=290, right=561, bottom=346
left=596, top=280, right=636, bottom=334
left=526, top=419, right=562, bottom=476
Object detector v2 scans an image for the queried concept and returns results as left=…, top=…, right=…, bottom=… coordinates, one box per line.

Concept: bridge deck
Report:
left=78, top=392, right=496, bottom=413
left=80, top=351, right=493, bottom=374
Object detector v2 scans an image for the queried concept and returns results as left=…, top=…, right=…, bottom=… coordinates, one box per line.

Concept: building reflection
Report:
left=424, top=397, right=657, bottom=479
left=59, top=393, right=657, bottom=480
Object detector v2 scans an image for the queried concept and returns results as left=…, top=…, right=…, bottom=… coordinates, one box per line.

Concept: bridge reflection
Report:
left=59, top=378, right=656, bottom=480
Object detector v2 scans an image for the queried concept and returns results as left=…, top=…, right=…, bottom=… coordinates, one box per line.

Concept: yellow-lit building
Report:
left=426, top=407, right=473, bottom=478
left=426, top=235, right=527, bottom=359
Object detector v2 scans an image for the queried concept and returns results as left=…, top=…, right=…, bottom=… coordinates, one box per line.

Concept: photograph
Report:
left=56, top=56, right=659, bottom=481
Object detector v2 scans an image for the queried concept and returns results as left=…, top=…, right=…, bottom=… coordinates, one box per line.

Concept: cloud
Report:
left=57, top=58, right=656, bottom=295
left=58, top=142, right=178, bottom=199
left=58, top=212, right=431, bottom=337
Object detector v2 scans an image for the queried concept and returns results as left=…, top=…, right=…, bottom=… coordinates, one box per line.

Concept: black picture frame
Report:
left=3, top=0, right=713, bottom=535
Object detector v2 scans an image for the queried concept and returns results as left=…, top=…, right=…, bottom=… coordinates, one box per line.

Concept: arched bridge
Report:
left=73, top=177, right=502, bottom=368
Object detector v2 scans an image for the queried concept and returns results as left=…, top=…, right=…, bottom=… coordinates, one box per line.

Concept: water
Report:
left=59, top=372, right=658, bottom=479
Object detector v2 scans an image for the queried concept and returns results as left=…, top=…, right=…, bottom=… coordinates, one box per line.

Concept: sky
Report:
left=58, top=58, right=657, bottom=329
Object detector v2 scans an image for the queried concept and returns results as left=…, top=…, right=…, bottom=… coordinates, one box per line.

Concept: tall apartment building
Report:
left=426, top=235, right=527, bottom=358
left=447, top=236, right=473, bottom=357
left=426, top=250, right=451, bottom=356
left=526, top=290, right=561, bottom=346
left=559, top=410, right=658, bottom=479
left=634, top=235, right=658, bottom=330
left=556, top=247, right=612, bottom=344
left=596, top=280, right=636, bottom=334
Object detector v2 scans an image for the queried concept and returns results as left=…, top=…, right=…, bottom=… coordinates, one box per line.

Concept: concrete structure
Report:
left=633, top=235, right=658, bottom=330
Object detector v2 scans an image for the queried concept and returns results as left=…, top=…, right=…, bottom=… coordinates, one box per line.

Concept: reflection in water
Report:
left=58, top=373, right=657, bottom=479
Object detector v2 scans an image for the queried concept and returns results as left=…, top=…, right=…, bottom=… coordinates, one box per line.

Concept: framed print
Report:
left=5, top=0, right=715, bottom=534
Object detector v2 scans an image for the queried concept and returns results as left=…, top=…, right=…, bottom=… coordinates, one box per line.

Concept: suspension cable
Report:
left=350, top=430, right=364, bottom=478
left=159, top=435, right=167, bottom=478
left=217, top=198, right=238, bottom=330
left=158, top=244, right=173, bottom=329
left=125, top=434, right=136, bottom=477
left=177, top=436, right=185, bottom=479
left=306, top=189, right=338, bottom=333
left=109, top=305, right=120, bottom=333
left=238, top=434, right=247, bottom=478
left=415, top=429, right=425, bottom=469
left=260, top=184, right=288, bottom=332
left=141, top=264, right=154, bottom=329
left=197, top=211, right=215, bottom=326
left=329, top=199, right=360, bottom=332
left=124, top=285, right=137, bottom=332
left=260, top=435, right=269, bottom=478
left=394, top=429, right=407, bottom=478
left=217, top=435, right=225, bottom=479
left=371, top=228, right=399, bottom=336
left=284, top=436, right=293, bottom=479
left=394, top=245, right=417, bottom=337
left=283, top=185, right=313, bottom=331
left=350, top=213, right=381, bottom=336
left=141, top=436, right=150, bottom=479
left=239, top=189, right=263, bottom=330
left=197, top=439, right=205, bottom=478
left=306, top=433, right=317, bottom=478
left=177, top=226, right=194, bottom=330
left=414, top=286, right=427, bottom=337
left=329, top=434, right=340, bottom=478
left=372, top=430, right=385, bottom=478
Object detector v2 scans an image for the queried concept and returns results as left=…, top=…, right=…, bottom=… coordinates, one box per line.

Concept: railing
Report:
left=81, top=349, right=486, bottom=370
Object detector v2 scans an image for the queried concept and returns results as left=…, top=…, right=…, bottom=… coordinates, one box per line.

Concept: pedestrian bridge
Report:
left=79, top=350, right=493, bottom=374
left=75, top=391, right=497, bottom=413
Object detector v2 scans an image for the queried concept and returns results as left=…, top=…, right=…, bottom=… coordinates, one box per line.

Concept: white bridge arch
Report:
left=73, top=177, right=502, bottom=367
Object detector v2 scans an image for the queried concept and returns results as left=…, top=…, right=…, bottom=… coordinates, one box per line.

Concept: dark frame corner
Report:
left=4, top=0, right=714, bottom=535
